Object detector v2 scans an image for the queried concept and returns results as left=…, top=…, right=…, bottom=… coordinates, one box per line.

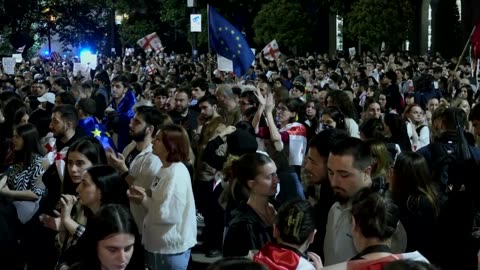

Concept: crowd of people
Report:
left=0, top=49, right=479, bottom=270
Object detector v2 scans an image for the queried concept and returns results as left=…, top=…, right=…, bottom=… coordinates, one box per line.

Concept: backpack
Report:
left=430, top=143, right=480, bottom=269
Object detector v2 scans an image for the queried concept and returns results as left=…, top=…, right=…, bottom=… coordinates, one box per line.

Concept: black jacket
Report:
left=223, top=202, right=273, bottom=257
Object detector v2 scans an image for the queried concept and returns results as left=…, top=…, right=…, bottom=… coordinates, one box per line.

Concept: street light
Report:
left=43, top=7, right=56, bottom=56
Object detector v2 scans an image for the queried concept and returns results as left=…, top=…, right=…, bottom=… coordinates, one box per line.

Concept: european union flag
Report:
left=208, top=5, right=254, bottom=76
left=78, top=116, right=117, bottom=151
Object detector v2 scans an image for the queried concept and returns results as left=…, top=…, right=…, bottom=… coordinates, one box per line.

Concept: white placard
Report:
left=217, top=54, right=233, bottom=72
left=2, top=57, right=15, bottom=75
left=349, top=47, right=356, bottom=57
left=190, top=14, right=202, bottom=32
left=12, top=54, right=23, bottom=63
left=73, top=62, right=91, bottom=78
left=80, top=52, right=97, bottom=69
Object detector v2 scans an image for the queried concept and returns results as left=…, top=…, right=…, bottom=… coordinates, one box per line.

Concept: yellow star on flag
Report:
left=92, top=128, right=102, bottom=137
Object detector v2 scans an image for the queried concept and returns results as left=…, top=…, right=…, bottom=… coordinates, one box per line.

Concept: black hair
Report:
left=360, top=118, right=385, bottom=140
left=322, top=106, right=346, bottom=130
left=198, top=95, right=218, bottom=106
left=3, top=98, right=26, bottom=138
left=309, top=128, right=349, bottom=157
left=111, top=75, right=130, bottom=89
left=55, top=92, right=76, bottom=105
left=78, top=204, right=144, bottom=270
left=383, top=113, right=412, bottom=152
left=191, top=77, right=209, bottom=92
left=240, top=90, right=259, bottom=108
left=351, top=188, right=399, bottom=241
left=330, top=137, right=372, bottom=171
left=276, top=199, right=316, bottom=245
left=85, top=165, right=129, bottom=208
left=135, top=105, right=167, bottom=135
left=94, top=70, right=110, bottom=85
left=53, top=77, right=69, bottom=91
left=76, top=98, right=97, bottom=116
left=13, top=107, right=29, bottom=126
left=52, top=104, right=79, bottom=129
left=234, top=121, right=256, bottom=137
left=13, top=123, right=45, bottom=167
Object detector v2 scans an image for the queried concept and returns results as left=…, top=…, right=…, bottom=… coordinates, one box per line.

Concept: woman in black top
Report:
left=222, top=153, right=278, bottom=257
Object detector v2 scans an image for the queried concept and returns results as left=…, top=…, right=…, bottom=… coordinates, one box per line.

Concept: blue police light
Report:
left=44, top=50, right=50, bottom=56
left=80, top=49, right=92, bottom=57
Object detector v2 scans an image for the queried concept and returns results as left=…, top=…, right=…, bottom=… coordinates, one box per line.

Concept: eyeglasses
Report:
left=277, top=106, right=289, bottom=112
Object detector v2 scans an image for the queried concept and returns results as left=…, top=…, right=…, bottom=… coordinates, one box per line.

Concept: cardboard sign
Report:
left=12, top=54, right=23, bottom=63
left=2, top=57, right=15, bottom=75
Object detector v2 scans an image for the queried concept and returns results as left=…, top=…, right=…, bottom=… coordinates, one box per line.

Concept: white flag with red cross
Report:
left=262, top=39, right=280, bottom=61
left=137, top=32, right=164, bottom=53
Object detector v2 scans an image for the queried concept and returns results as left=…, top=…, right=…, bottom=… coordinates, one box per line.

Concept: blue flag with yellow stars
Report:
left=208, top=5, right=254, bottom=77
left=78, top=116, right=117, bottom=151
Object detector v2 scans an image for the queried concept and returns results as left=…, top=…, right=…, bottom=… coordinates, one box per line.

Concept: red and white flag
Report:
left=16, top=45, right=26, bottom=53
left=137, top=32, right=164, bottom=53
left=262, top=39, right=280, bottom=61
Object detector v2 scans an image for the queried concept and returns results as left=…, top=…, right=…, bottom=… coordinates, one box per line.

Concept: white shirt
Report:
left=122, top=141, right=162, bottom=232
left=142, top=162, right=197, bottom=254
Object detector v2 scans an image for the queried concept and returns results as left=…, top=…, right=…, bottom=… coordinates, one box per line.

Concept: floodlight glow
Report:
left=80, top=49, right=92, bottom=57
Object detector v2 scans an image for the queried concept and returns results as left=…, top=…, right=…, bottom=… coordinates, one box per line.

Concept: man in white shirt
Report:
left=107, top=105, right=165, bottom=232
left=323, top=138, right=406, bottom=266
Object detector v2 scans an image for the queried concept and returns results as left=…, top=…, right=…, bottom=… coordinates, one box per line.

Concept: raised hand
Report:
left=106, top=148, right=128, bottom=174
left=59, top=194, right=78, bottom=221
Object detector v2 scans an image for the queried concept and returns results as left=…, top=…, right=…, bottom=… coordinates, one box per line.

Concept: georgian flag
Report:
left=279, top=122, right=307, bottom=166
left=262, top=39, right=281, bottom=61
left=137, top=32, right=164, bottom=53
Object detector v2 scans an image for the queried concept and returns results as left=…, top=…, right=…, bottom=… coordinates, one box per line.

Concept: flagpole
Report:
left=207, top=4, right=211, bottom=53
left=206, top=4, right=212, bottom=82
left=454, top=25, right=477, bottom=73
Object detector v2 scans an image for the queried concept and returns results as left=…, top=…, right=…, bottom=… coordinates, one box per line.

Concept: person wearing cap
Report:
left=29, top=92, right=56, bottom=139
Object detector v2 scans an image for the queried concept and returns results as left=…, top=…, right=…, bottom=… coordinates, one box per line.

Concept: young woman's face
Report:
left=97, top=233, right=135, bottom=270
left=427, top=98, right=439, bottom=112
left=12, top=130, right=24, bottom=151
left=321, top=114, right=336, bottom=129
left=366, top=103, right=381, bottom=119
left=277, top=102, right=295, bottom=124
left=68, top=151, right=94, bottom=184
left=76, top=172, right=101, bottom=209
left=248, top=161, right=279, bottom=197
left=459, top=87, right=468, bottom=99
left=19, top=114, right=29, bottom=125
left=305, top=102, right=317, bottom=118
left=408, top=106, right=423, bottom=123
left=378, top=94, right=387, bottom=108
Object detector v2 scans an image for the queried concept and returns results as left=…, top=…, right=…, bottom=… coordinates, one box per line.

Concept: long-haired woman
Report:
left=222, top=152, right=278, bottom=257
left=389, top=152, right=440, bottom=261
